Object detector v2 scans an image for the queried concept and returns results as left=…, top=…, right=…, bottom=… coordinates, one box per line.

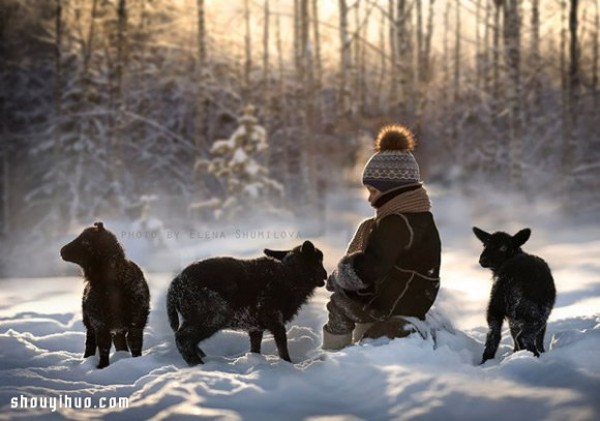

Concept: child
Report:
left=322, top=124, right=441, bottom=350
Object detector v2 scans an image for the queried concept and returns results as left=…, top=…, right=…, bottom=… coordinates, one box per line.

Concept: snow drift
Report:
left=1, top=187, right=599, bottom=420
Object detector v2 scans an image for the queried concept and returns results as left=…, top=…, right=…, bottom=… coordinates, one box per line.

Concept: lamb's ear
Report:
left=472, top=227, right=491, bottom=243
left=264, top=249, right=289, bottom=261
left=94, top=221, right=104, bottom=231
left=512, top=228, right=531, bottom=248
left=300, top=240, right=315, bottom=254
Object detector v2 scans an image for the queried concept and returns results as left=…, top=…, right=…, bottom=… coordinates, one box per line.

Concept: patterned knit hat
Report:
left=362, top=125, right=421, bottom=193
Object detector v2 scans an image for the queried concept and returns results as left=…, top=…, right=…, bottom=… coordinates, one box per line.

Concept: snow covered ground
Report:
left=1, top=187, right=599, bottom=420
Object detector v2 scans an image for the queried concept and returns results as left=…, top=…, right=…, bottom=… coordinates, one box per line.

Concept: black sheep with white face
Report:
left=473, top=227, right=556, bottom=364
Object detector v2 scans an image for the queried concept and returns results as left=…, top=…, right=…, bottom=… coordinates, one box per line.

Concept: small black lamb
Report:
left=60, top=222, right=150, bottom=369
left=167, top=240, right=327, bottom=365
left=473, top=227, right=556, bottom=364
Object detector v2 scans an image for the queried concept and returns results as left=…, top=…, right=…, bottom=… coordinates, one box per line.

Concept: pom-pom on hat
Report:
left=362, top=124, right=421, bottom=193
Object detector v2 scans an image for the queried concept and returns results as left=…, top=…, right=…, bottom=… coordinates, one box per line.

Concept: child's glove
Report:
left=329, top=252, right=370, bottom=292
left=326, top=271, right=339, bottom=292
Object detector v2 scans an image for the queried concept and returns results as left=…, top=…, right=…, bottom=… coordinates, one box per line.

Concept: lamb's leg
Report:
left=269, top=323, right=291, bottom=362
left=83, top=328, right=96, bottom=358
left=83, top=315, right=96, bottom=357
left=113, top=332, right=129, bottom=352
left=536, top=325, right=547, bottom=353
left=482, top=288, right=505, bottom=364
left=175, top=321, right=221, bottom=366
left=84, top=328, right=97, bottom=358
left=518, top=325, right=541, bottom=357
left=249, top=330, right=264, bottom=354
left=509, top=324, right=521, bottom=352
left=96, top=329, right=112, bottom=369
left=482, top=316, right=503, bottom=364
left=126, top=327, right=144, bottom=357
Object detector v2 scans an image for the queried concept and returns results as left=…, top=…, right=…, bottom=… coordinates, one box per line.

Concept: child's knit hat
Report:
left=362, top=125, right=421, bottom=193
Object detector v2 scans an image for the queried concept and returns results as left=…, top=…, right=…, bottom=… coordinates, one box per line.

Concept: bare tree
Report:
left=563, top=0, right=579, bottom=183
left=423, top=0, right=435, bottom=82
left=396, top=0, right=412, bottom=114
left=311, top=0, right=323, bottom=91
left=244, top=0, right=252, bottom=95
left=377, top=6, right=387, bottom=108
left=451, top=0, right=461, bottom=151
left=415, top=0, right=436, bottom=136
left=353, top=0, right=364, bottom=112
left=593, top=0, right=599, bottom=108
left=502, top=0, right=524, bottom=189
left=339, top=0, right=351, bottom=112
left=263, top=0, right=270, bottom=125
left=530, top=0, right=541, bottom=111
left=110, top=0, right=128, bottom=209
left=483, top=0, right=491, bottom=94
left=194, top=0, right=208, bottom=196
left=52, top=0, right=64, bottom=229
left=443, top=1, right=451, bottom=88
left=275, top=0, right=284, bottom=95
left=389, top=0, right=398, bottom=106
left=475, top=0, right=483, bottom=90
left=263, top=0, right=270, bottom=86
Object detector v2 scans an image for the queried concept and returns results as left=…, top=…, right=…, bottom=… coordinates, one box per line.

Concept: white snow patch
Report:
left=1, top=186, right=599, bottom=419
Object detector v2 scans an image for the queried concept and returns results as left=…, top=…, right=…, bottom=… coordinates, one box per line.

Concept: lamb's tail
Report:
left=166, top=277, right=180, bottom=331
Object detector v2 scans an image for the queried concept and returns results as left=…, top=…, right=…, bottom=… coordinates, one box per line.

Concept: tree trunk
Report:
left=475, top=0, right=482, bottom=90
left=244, top=0, right=252, bottom=96
left=377, top=7, right=386, bottom=109
left=356, top=1, right=370, bottom=113
left=423, top=0, right=435, bottom=82
left=502, top=0, right=524, bottom=189
left=416, top=0, right=423, bottom=86
left=530, top=0, right=541, bottom=111
left=414, top=0, right=435, bottom=138
left=563, top=0, right=579, bottom=185
left=300, top=0, right=313, bottom=129
left=593, top=0, right=599, bottom=109
left=311, top=0, right=322, bottom=92
left=111, top=0, right=127, bottom=209
left=396, top=0, right=411, bottom=115
left=339, top=0, right=351, bottom=112
left=263, top=0, right=270, bottom=125
left=194, top=0, right=208, bottom=197
left=451, top=0, right=460, bottom=155
left=560, top=0, right=567, bottom=108
left=389, top=0, right=397, bottom=109
left=443, top=1, right=451, bottom=91
left=492, top=1, right=501, bottom=108
left=69, top=0, right=98, bottom=228
left=483, top=0, right=491, bottom=93
left=353, top=0, right=361, bottom=113
left=52, top=0, right=64, bottom=229
left=275, top=1, right=284, bottom=98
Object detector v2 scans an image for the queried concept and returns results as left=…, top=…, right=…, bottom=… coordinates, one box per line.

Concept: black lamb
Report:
left=167, top=240, right=327, bottom=365
left=473, top=227, right=556, bottom=364
left=60, top=222, right=150, bottom=369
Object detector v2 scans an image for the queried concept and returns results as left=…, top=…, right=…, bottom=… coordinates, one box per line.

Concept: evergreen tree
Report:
left=192, top=105, right=284, bottom=221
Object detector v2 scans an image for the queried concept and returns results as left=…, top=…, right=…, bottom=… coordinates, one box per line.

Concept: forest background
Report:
left=0, top=0, right=598, bottom=276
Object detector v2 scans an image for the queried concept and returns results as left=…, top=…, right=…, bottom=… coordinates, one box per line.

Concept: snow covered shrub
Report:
left=473, top=227, right=556, bottom=364
left=166, top=240, right=327, bottom=365
left=192, top=104, right=285, bottom=221
left=60, top=222, right=150, bottom=369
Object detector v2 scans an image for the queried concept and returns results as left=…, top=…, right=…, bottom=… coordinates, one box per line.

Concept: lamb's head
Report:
left=60, top=222, right=125, bottom=270
left=264, top=240, right=327, bottom=287
left=473, top=227, right=531, bottom=271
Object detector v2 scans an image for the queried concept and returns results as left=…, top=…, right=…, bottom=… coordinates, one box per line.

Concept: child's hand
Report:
left=326, top=271, right=338, bottom=292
